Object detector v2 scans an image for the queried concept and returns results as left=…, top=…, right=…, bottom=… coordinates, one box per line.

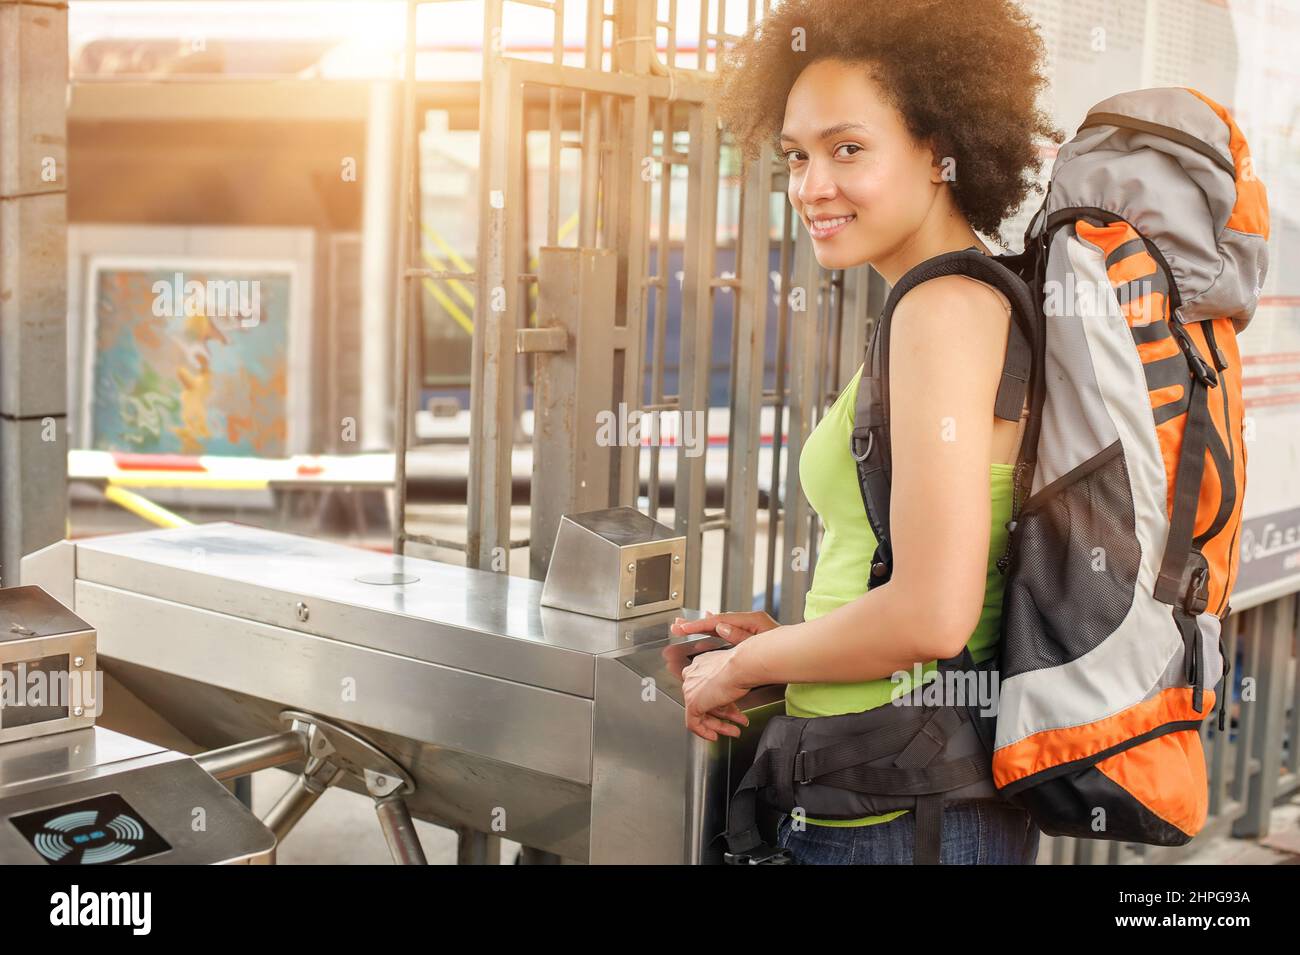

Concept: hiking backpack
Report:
left=724, top=86, right=1267, bottom=863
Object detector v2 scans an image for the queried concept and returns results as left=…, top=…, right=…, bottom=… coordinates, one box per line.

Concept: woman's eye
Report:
left=835, top=143, right=862, bottom=158
left=783, top=150, right=805, bottom=164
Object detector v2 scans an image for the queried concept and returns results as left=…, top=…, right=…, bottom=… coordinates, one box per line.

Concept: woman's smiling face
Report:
left=780, top=58, right=941, bottom=271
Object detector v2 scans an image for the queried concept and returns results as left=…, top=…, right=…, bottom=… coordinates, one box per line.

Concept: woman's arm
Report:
left=727, top=274, right=1014, bottom=689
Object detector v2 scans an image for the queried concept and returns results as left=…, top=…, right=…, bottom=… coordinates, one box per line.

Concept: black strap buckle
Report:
left=1188, top=351, right=1219, bottom=389
left=1184, top=564, right=1210, bottom=616
left=793, top=750, right=813, bottom=785
left=1171, top=314, right=1219, bottom=388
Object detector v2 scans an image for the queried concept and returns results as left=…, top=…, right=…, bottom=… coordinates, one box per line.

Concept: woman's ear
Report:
left=923, top=134, right=954, bottom=185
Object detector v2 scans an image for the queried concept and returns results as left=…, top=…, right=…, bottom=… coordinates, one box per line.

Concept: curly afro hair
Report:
left=712, top=0, right=1063, bottom=238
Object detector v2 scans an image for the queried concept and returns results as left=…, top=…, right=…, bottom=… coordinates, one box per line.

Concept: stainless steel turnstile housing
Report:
left=22, top=523, right=783, bottom=863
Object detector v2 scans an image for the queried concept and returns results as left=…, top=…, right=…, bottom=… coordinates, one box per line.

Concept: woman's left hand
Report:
left=682, top=646, right=753, bottom=741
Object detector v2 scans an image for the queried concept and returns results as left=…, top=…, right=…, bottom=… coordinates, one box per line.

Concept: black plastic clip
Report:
left=1184, top=564, right=1210, bottom=616
left=793, top=750, right=813, bottom=785
left=1188, top=351, right=1219, bottom=389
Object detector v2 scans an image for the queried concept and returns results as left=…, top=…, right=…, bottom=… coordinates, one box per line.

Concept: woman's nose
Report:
left=796, top=159, right=836, bottom=205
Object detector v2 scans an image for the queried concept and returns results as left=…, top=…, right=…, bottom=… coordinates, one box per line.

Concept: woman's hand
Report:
left=670, top=609, right=779, bottom=646
left=681, top=645, right=754, bottom=741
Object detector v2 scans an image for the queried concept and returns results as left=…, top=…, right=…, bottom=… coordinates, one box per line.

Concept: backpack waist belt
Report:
left=724, top=649, right=999, bottom=865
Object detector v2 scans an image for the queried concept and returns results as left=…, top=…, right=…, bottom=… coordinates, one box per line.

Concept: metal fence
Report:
left=393, top=0, right=1298, bottom=864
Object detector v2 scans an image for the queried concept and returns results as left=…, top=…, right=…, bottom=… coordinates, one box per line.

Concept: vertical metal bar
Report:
left=1236, top=593, right=1294, bottom=837
left=454, top=826, right=501, bottom=865
left=1231, top=605, right=1263, bottom=828
left=553, top=0, right=564, bottom=66
left=675, top=99, right=720, bottom=609
left=469, top=16, right=523, bottom=570
left=585, top=0, right=602, bottom=70
left=607, top=4, right=652, bottom=509
left=805, top=268, right=832, bottom=573
left=697, top=0, right=707, bottom=73
left=779, top=232, right=822, bottom=623
left=577, top=99, right=601, bottom=247
left=547, top=89, right=561, bottom=247
left=516, top=101, right=533, bottom=435
left=720, top=156, right=772, bottom=611
left=390, top=0, right=420, bottom=556
left=1208, top=612, right=1238, bottom=816
left=647, top=102, right=673, bottom=518
left=598, top=95, right=615, bottom=250
left=611, top=0, right=655, bottom=510
left=578, top=2, right=603, bottom=252
left=764, top=198, right=794, bottom=616
left=839, top=267, right=867, bottom=388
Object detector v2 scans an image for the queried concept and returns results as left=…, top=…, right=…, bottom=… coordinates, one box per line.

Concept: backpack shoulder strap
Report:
left=851, top=249, right=1036, bottom=593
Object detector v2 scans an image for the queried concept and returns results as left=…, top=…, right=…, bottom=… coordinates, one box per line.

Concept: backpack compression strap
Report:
left=1153, top=312, right=1228, bottom=715
left=851, top=249, right=1036, bottom=590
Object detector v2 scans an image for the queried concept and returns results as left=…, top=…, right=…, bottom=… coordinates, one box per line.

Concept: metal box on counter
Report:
left=0, top=586, right=98, bottom=745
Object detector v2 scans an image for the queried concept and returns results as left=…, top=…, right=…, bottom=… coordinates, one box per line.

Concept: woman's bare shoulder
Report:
left=891, top=273, right=1012, bottom=345
left=888, top=274, right=1014, bottom=397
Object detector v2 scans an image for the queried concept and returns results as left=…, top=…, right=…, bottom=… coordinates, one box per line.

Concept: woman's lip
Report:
left=807, top=214, right=856, bottom=239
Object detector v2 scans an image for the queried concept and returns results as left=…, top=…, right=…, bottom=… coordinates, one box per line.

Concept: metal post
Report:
left=675, top=100, right=719, bottom=609
left=467, top=1, right=523, bottom=571
left=453, top=826, right=501, bottom=866
left=1235, top=593, right=1294, bottom=838
left=518, top=846, right=563, bottom=865
left=778, top=234, right=822, bottom=623
left=374, top=794, right=428, bottom=865
left=525, top=247, right=617, bottom=579
left=391, top=0, right=420, bottom=555
left=0, top=1, right=68, bottom=586
left=720, top=155, right=773, bottom=611
left=609, top=1, right=655, bottom=509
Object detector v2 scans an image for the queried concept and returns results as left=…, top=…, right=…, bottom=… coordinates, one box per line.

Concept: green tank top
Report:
left=787, top=362, right=1014, bottom=827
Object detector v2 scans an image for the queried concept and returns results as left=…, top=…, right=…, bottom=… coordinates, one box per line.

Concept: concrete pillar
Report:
left=0, top=0, right=68, bottom=585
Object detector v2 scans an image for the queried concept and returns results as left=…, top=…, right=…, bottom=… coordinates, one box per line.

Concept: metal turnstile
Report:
left=22, top=521, right=784, bottom=863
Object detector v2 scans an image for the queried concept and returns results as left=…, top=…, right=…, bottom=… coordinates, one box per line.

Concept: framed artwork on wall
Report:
left=68, top=227, right=315, bottom=456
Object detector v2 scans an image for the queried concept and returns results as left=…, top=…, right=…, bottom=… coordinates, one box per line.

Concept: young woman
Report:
left=671, top=0, right=1062, bottom=864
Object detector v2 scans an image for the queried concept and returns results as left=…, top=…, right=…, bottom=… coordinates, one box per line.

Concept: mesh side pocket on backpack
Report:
left=1002, top=440, right=1141, bottom=680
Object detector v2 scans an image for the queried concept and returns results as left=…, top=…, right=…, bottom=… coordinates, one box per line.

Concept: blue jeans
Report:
left=775, top=798, right=1040, bottom=865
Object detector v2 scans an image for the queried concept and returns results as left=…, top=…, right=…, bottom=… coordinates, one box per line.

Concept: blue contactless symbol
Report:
left=29, top=810, right=145, bottom=863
